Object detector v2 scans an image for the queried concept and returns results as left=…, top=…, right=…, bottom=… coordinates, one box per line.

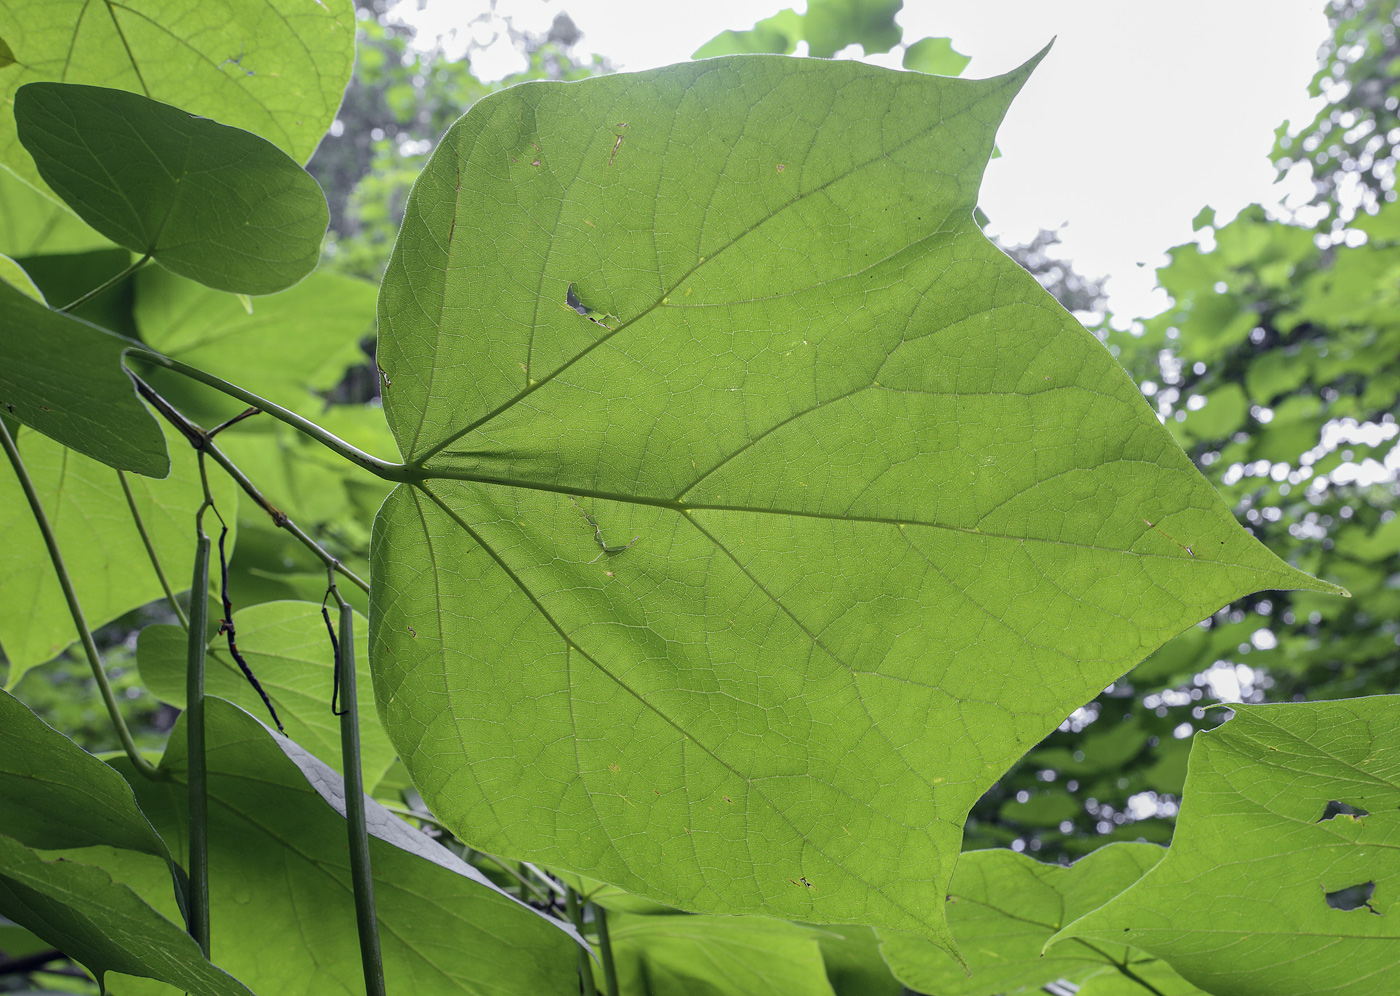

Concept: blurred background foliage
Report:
left=1, top=0, right=1397, bottom=989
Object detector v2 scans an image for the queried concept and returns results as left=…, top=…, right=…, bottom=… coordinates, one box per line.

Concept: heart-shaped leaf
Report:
left=1051, top=696, right=1400, bottom=996
left=370, top=54, right=1338, bottom=947
left=15, top=83, right=327, bottom=295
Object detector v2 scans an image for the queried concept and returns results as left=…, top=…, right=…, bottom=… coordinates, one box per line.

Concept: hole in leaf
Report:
left=1325, top=881, right=1380, bottom=914
left=1318, top=800, right=1370, bottom=821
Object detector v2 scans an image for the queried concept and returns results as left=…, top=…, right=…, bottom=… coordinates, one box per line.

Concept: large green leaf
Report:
left=608, top=913, right=836, bottom=996
left=878, top=844, right=1198, bottom=995
left=15, top=83, right=328, bottom=294
left=0, top=0, right=353, bottom=188
left=0, top=835, right=252, bottom=996
left=134, top=267, right=376, bottom=413
left=370, top=55, right=1337, bottom=945
left=100, top=698, right=580, bottom=996
left=0, top=280, right=166, bottom=476
left=0, top=421, right=237, bottom=687
left=0, top=689, right=167, bottom=859
left=137, top=600, right=396, bottom=788
left=1052, top=696, right=1400, bottom=996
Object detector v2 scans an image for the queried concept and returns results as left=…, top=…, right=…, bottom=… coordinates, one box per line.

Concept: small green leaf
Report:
left=692, top=8, right=804, bottom=58
left=609, top=913, right=837, bottom=996
left=0, top=835, right=253, bottom=996
left=902, top=37, right=971, bottom=77
left=803, top=0, right=903, bottom=57
left=1051, top=696, right=1400, bottom=996
left=0, top=252, right=42, bottom=303
left=0, top=280, right=167, bottom=476
left=105, top=698, right=582, bottom=996
left=878, top=844, right=1195, bottom=995
left=137, top=600, right=396, bottom=788
left=0, top=0, right=354, bottom=187
left=0, top=690, right=168, bottom=859
left=0, top=421, right=237, bottom=685
left=15, top=83, right=328, bottom=295
left=135, top=267, right=376, bottom=413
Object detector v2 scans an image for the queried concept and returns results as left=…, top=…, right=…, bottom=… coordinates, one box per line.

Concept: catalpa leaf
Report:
left=370, top=54, right=1338, bottom=946
left=878, top=844, right=1198, bottom=995
left=15, top=83, right=327, bottom=295
left=0, top=280, right=166, bottom=477
left=1052, top=696, right=1400, bottom=996
left=0, top=0, right=353, bottom=190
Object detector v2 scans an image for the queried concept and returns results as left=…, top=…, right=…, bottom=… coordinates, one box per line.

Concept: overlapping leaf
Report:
left=369, top=54, right=1338, bottom=946
left=0, top=281, right=166, bottom=476
left=0, top=169, right=110, bottom=256
left=0, top=0, right=353, bottom=190
left=0, top=835, right=253, bottom=996
left=15, top=84, right=327, bottom=294
left=137, top=600, right=396, bottom=787
left=1052, top=696, right=1400, bottom=995
left=97, top=698, right=581, bottom=996
left=0, top=422, right=237, bottom=686
left=878, top=844, right=1198, bottom=995
left=135, top=267, right=376, bottom=414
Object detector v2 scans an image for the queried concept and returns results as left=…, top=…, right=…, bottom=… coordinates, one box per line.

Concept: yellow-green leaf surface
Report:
left=878, top=844, right=1197, bottom=995
left=0, top=280, right=167, bottom=476
left=370, top=55, right=1338, bottom=945
left=608, top=913, right=837, bottom=996
left=136, top=600, right=396, bottom=788
left=0, top=835, right=254, bottom=996
left=0, top=169, right=110, bottom=256
left=0, top=0, right=353, bottom=191
left=1052, top=696, right=1400, bottom=996
left=101, top=698, right=581, bottom=996
left=15, top=83, right=327, bottom=294
left=0, top=250, right=40, bottom=301
left=135, top=266, right=376, bottom=414
left=0, top=422, right=237, bottom=686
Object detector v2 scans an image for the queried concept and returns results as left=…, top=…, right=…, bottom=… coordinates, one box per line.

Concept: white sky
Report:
left=393, top=0, right=1332, bottom=320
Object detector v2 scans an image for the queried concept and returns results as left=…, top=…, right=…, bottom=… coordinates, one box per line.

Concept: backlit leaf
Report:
left=0, top=0, right=353, bottom=189
left=15, top=83, right=328, bottom=295
left=1052, top=696, right=1400, bottom=996
left=0, top=835, right=252, bottom=996
left=370, top=55, right=1337, bottom=947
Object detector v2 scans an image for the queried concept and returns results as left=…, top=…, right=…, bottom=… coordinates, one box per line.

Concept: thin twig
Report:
left=213, top=521, right=283, bottom=732
left=133, top=377, right=369, bottom=594
left=117, top=469, right=189, bottom=628
left=0, top=421, right=159, bottom=780
left=130, top=349, right=408, bottom=482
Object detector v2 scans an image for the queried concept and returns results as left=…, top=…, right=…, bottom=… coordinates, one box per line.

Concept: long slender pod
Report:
left=325, top=581, right=388, bottom=996
left=185, top=513, right=213, bottom=956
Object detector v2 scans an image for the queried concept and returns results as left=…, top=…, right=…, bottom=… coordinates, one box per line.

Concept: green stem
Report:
left=57, top=253, right=150, bottom=313
left=185, top=512, right=212, bottom=956
left=117, top=469, right=189, bottom=628
left=0, top=421, right=159, bottom=779
left=130, top=349, right=408, bottom=482
left=133, top=378, right=370, bottom=595
left=329, top=579, right=388, bottom=996
left=594, top=903, right=620, bottom=996
left=566, top=886, right=598, bottom=996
